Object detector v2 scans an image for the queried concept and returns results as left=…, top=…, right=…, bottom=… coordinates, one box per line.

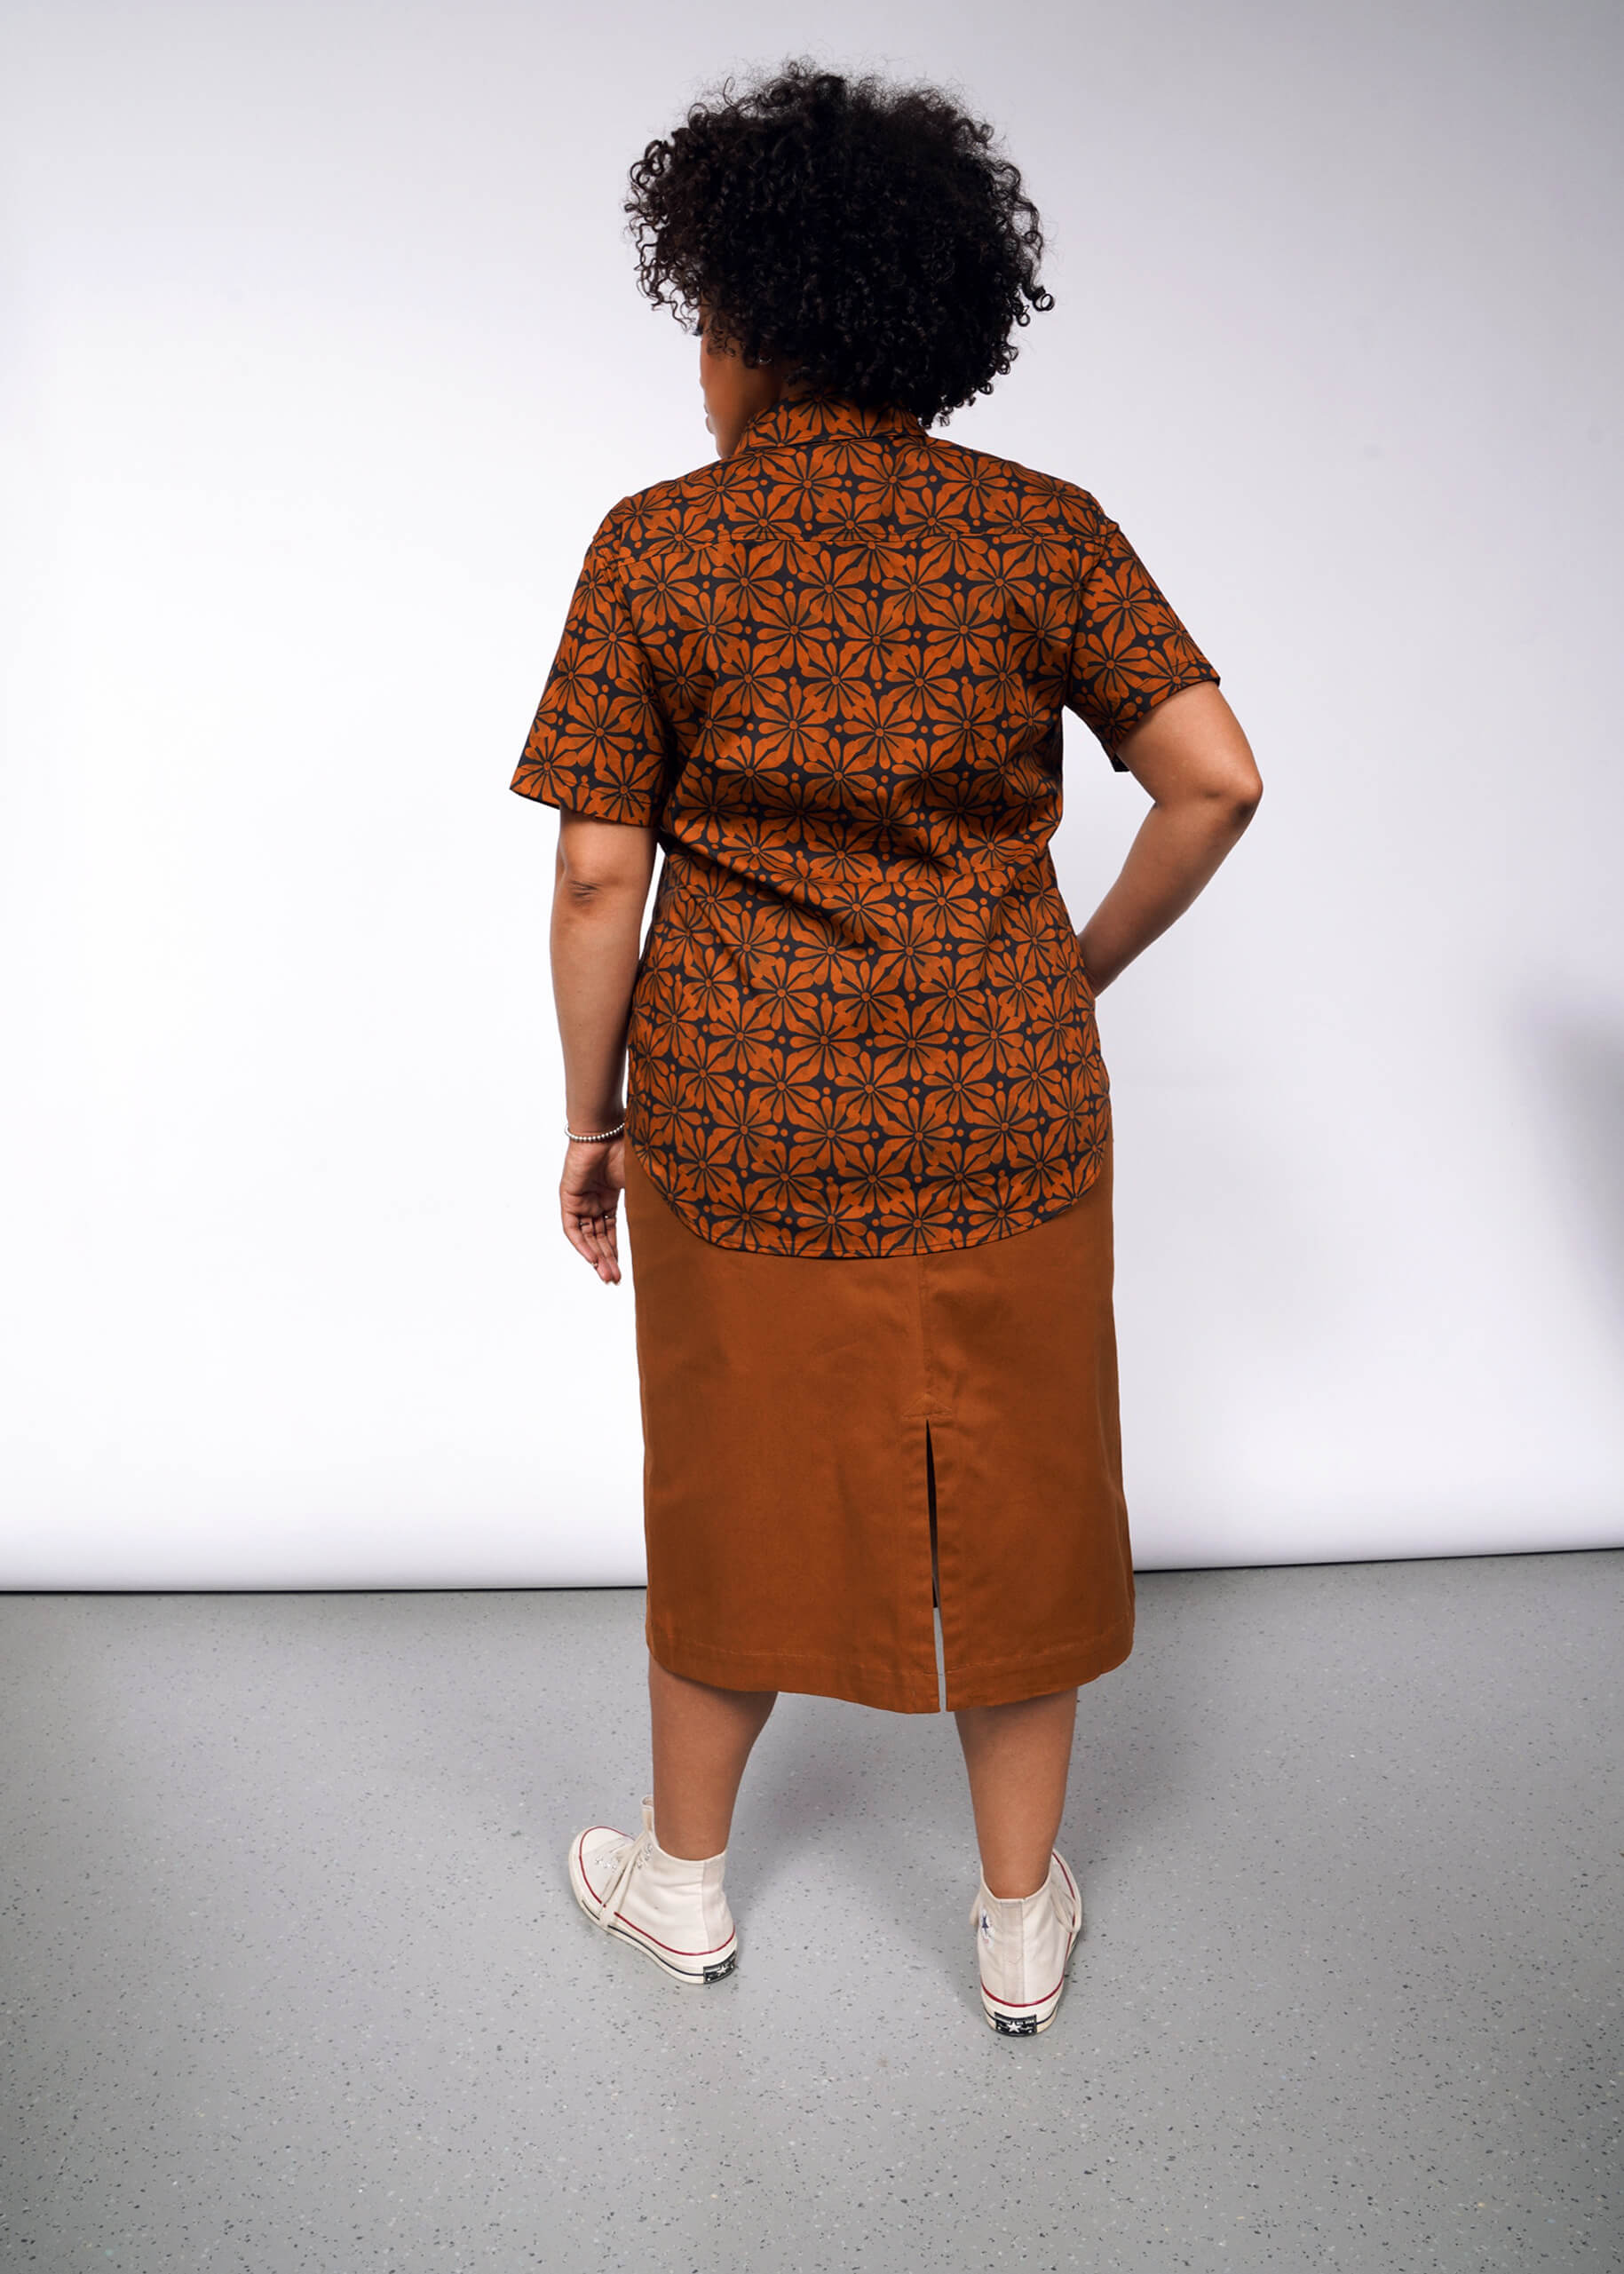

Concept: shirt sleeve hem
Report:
left=508, top=768, right=660, bottom=827
left=1097, top=664, right=1222, bottom=771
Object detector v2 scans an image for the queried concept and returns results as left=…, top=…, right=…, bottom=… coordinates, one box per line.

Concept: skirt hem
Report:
left=646, top=1611, right=1134, bottom=1716
left=943, top=1624, right=1135, bottom=1711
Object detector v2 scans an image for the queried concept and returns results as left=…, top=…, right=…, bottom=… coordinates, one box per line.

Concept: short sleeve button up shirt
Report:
left=512, top=391, right=1220, bottom=1258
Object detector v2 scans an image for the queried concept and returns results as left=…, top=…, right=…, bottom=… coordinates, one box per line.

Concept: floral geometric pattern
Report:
left=512, top=392, right=1220, bottom=1258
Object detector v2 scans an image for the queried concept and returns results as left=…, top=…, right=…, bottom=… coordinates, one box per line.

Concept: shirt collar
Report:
left=733, top=390, right=926, bottom=454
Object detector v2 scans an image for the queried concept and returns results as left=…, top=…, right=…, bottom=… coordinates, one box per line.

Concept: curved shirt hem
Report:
left=625, top=1129, right=1112, bottom=1261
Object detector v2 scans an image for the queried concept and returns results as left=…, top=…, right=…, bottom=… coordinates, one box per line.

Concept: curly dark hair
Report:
left=624, top=59, right=1053, bottom=427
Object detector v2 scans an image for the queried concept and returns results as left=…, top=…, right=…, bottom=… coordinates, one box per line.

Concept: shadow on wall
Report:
left=1519, top=997, right=1624, bottom=1343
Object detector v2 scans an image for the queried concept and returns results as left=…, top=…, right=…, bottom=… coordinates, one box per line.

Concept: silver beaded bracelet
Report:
left=565, top=1119, right=626, bottom=1143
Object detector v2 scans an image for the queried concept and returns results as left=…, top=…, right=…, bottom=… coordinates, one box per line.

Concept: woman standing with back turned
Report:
left=512, top=60, right=1262, bottom=2034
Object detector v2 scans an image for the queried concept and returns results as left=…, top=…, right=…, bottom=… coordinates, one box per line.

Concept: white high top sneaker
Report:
left=971, top=1850, right=1083, bottom=2034
left=567, top=1797, right=738, bottom=1985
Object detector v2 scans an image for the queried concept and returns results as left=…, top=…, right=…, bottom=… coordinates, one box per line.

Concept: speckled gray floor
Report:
left=0, top=1555, right=1618, bottom=2272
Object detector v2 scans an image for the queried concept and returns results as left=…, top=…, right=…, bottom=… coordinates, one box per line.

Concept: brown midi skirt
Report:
left=620, top=1137, right=1135, bottom=1714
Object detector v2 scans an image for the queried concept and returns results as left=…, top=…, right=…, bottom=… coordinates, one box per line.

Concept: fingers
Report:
left=563, top=1198, right=621, bottom=1281
left=560, top=1151, right=625, bottom=1282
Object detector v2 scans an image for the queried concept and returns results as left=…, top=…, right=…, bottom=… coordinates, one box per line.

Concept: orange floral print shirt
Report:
left=511, top=392, right=1220, bottom=1258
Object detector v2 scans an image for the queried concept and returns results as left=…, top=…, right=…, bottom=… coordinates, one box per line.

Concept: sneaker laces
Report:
left=587, top=1820, right=655, bottom=1929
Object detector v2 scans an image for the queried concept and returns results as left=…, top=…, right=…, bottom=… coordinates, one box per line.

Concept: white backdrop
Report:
left=3, top=0, right=1620, bottom=1588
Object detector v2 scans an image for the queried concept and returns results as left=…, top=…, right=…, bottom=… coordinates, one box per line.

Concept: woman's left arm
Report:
left=551, top=808, right=659, bottom=1284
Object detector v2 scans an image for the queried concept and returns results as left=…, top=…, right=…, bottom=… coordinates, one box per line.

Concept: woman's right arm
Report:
left=1075, top=681, right=1263, bottom=993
